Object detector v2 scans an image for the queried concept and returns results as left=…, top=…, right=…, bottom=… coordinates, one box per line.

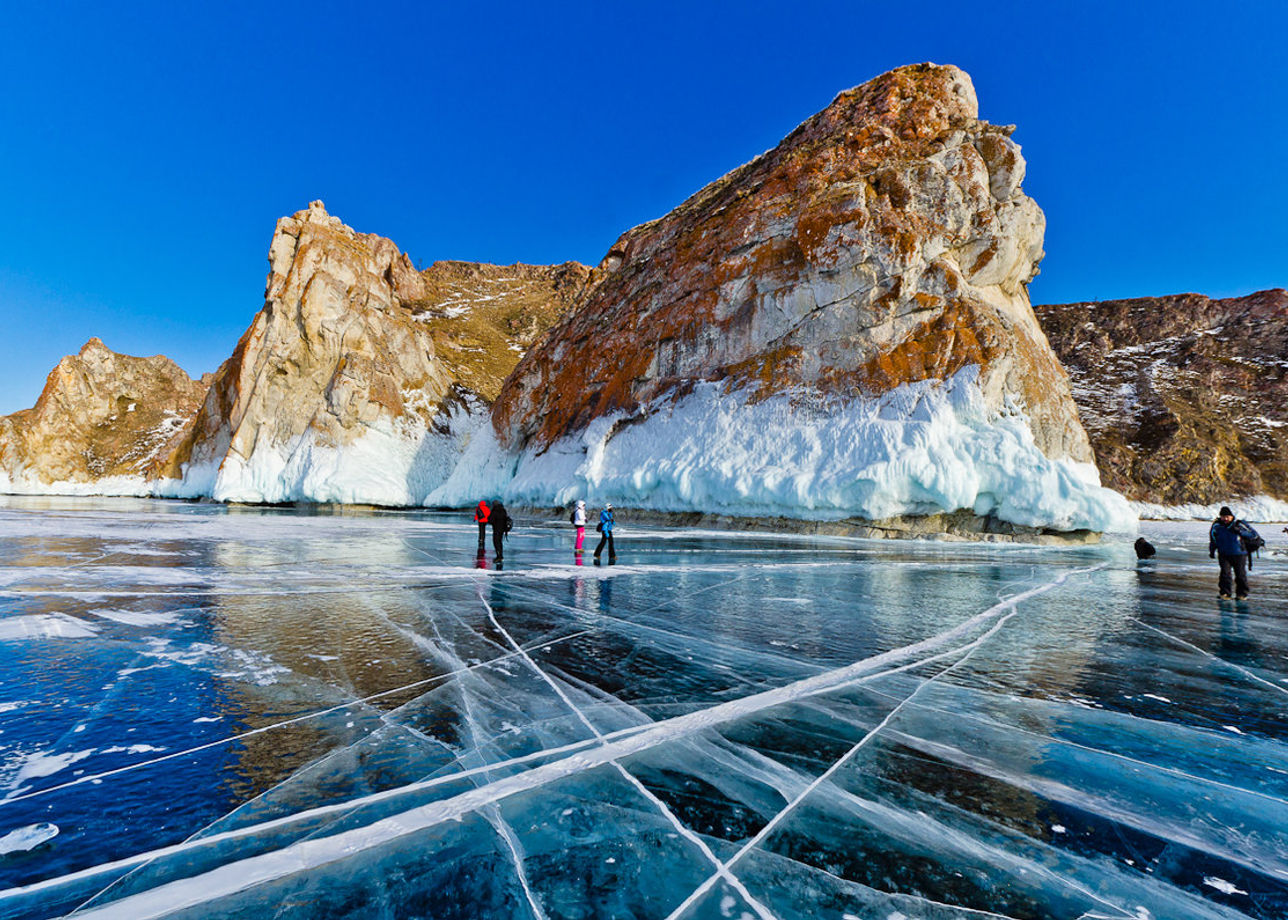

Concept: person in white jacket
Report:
left=572, top=500, right=587, bottom=554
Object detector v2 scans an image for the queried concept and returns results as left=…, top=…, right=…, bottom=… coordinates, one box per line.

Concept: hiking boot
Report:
left=1219, top=594, right=1232, bottom=599
left=1236, top=594, right=1248, bottom=600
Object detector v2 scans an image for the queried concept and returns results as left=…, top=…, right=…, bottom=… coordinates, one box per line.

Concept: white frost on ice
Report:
left=92, top=609, right=182, bottom=627
left=430, top=371, right=1136, bottom=533
left=1202, top=876, right=1247, bottom=896
left=0, top=822, right=58, bottom=855
left=5, top=749, right=94, bottom=790
left=0, top=614, right=98, bottom=641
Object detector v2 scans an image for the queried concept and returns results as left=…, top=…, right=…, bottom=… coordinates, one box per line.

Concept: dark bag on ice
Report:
left=1241, top=531, right=1265, bottom=569
left=1134, top=537, right=1156, bottom=560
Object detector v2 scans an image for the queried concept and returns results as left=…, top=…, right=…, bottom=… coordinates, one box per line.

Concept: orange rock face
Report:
left=493, top=63, right=1092, bottom=466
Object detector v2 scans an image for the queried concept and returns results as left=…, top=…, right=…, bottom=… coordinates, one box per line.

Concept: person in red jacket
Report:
left=473, top=500, right=490, bottom=551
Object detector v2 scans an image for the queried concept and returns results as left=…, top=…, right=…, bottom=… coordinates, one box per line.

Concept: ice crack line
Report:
left=667, top=590, right=1134, bottom=920
left=1130, top=616, right=1288, bottom=698
left=474, top=582, right=778, bottom=920
left=661, top=605, right=1022, bottom=920
left=14, top=565, right=1104, bottom=916
left=0, top=629, right=590, bottom=807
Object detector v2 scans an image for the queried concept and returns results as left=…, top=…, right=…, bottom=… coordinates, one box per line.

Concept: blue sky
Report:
left=1, top=1, right=1284, bottom=414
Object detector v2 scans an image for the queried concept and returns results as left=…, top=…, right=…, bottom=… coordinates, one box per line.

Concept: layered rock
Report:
left=156, top=201, right=586, bottom=504
left=1035, top=288, right=1288, bottom=508
left=0, top=338, right=208, bottom=493
left=474, top=63, right=1128, bottom=532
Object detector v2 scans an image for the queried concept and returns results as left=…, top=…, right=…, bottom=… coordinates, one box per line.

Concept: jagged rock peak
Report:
left=157, top=203, right=587, bottom=504
left=494, top=62, right=1086, bottom=467
left=0, top=339, right=208, bottom=489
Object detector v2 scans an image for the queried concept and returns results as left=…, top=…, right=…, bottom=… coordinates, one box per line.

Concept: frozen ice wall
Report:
left=158, top=398, right=490, bottom=506
left=431, top=370, right=1137, bottom=534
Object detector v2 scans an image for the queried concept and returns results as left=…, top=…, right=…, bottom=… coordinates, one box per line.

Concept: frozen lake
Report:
left=0, top=497, right=1285, bottom=919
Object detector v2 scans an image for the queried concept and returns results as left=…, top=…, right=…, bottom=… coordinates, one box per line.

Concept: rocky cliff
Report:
left=467, top=63, right=1129, bottom=532
left=1035, top=288, right=1288, bottom=508
left=156, top=201, right=587, bottom=504
left=0, top=203, right=587, bottom=503
left=0, top=338, right=208, bottom=493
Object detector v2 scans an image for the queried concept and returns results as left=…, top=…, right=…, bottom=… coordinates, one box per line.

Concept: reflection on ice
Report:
left=0, top=496, right=1285, bottom=919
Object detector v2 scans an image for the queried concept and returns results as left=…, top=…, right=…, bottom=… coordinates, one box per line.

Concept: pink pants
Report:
left=575, top=526, right=585, bottom=551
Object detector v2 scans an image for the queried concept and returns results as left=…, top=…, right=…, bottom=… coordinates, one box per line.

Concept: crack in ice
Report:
left=7, top=565, right=1105, bottom=916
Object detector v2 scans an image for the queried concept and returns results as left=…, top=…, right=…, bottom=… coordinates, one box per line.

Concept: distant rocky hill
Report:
left=1035, top=289, right=1288, bottom=506
left=0, top=338, right=209, bottom=494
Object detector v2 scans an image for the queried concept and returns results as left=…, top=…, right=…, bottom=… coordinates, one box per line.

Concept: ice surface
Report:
left=0, top=496, right=1285, bottom=919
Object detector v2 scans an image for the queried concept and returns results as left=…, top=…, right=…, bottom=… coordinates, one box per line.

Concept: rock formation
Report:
left=475, top=63, right=1128, bottom=533
left=1035, top=288, right=1288, bottom=507
left=0, top=338, right=208, bottom=493
left=0, top=203, right=587, bottom=504
left=156, top=201, right=587, bottom=504
left=495, top=64, right=1084, bottom=460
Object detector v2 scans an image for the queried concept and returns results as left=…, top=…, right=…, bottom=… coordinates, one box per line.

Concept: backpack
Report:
left=1241, top=529, right=1265, bottom=568
left=1241, top=533, right=1265, bottom=553
left=569, top=509, right=577, bottom=525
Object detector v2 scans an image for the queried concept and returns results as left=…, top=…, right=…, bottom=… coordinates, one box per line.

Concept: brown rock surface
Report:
left=493, top=63, right=1091, bottom=468
left=1035, top=289, right=1288, bottom=505
left=0, top=338, right=208, bottom=489
left=157, top=201, right=586, bottom=502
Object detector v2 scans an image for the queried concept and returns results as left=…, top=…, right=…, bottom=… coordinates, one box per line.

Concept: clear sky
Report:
left=1, top=0, right=1284, bottom=414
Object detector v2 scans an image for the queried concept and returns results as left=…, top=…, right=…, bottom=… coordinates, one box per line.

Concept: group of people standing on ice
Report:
left=473, top=498, right=617, bottom=565
left=570, top=500, right=616, bottom=563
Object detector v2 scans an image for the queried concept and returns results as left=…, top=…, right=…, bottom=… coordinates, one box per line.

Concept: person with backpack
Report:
left=1209, top=506, right=1263, bottom=600
left=490, top=500, right=511, bottom=562
left=593, top=503, right=616, bottom=564
left=473, top=500, right=490, bottom=551
left=571, top=500, right=587, bottom=554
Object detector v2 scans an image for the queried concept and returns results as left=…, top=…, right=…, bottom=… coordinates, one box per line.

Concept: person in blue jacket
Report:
left=1209, top=506, right=1261, bottom=600
left=593, top=503, right=616, bottom=564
